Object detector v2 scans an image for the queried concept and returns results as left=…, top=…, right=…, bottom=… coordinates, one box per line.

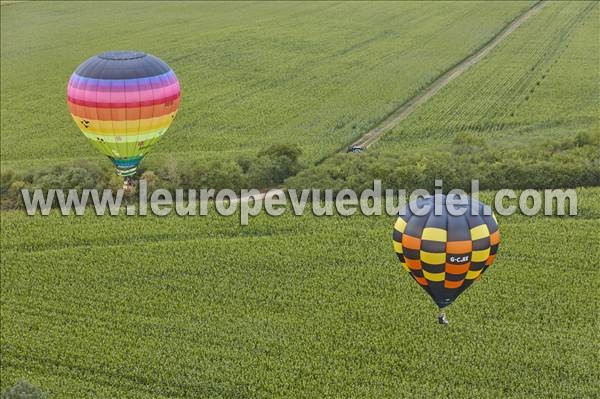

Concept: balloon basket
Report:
left=437, top=310, right=449, bottom=325
left=122, top=177, right=134, bottom=192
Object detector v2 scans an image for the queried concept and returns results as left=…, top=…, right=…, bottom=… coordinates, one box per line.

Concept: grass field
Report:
left=377, top=0, right=599, bottom=149
left=287, top=1, right=599, bottom=192
left=1, top=1, right=599, bottom=398
left=1, top=188, right=599, bottom=398
left=0, top=1, right=533, bottom=170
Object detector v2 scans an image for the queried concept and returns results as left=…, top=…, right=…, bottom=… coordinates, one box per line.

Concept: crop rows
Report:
left=0, top=2, right=533, bottom=170
left=1, top=2, right=599, bottom=397
left=378, top=1, right=598, bottom=149
left=2, top=188, right=599, bottom=398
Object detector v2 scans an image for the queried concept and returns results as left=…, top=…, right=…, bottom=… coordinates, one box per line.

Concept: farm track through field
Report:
left=348, top=0, right=547, bottom=150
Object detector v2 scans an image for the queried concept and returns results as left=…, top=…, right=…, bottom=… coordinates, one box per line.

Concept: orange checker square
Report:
left=490, top=231, right=500, bottom=245
left=414, top=276, right=429, bottom=286
left=446, top=240, right=472, bottom=254
left=405, top=258, right=422, bottom=270
left=445, top=262, right=470, bottom=275
left=401, top=234, right=421, bottom=250
left=486, top=254, right=496, bottom=265
left=444, top=280, right=464, bottom=289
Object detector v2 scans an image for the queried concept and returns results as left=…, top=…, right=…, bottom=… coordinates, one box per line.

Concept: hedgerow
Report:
left=286, top=131, right=600, bottom=192
left=0, top=144, right=302, bottom=209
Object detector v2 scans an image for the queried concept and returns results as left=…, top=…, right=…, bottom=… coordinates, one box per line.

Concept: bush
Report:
left=1, top=380, right=46, bottom=399
left=189, top=160, right=245, bottom=191
left=1, top=170, right=16, bottom=197
left=246, top=144, right=302, bottom=189
left=257, top=143, right=302, bottom=161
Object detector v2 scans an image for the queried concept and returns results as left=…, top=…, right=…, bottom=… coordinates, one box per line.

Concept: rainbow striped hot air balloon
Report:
left=67, top=51, right=180, bottom=178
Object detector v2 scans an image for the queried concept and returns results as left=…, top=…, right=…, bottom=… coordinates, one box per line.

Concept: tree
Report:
left=1, top=380, right=46, bottom=399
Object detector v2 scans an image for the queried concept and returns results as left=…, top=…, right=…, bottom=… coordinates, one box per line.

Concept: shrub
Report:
left=247, top=144, right=303, bottom=188
left=190, top=160, right=245, bottom=191
left=1, top=170, right=16, bottom=197
left=1, top=380, right=46, bottom=399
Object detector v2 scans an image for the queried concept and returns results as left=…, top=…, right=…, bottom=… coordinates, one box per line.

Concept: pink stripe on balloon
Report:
left=67, top=81, right=180, bottom=104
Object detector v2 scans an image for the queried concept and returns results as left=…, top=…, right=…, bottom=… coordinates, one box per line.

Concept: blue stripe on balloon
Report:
left=111, top=156, right=143, bottom=168
left=69, top=70, right=176, bottom=89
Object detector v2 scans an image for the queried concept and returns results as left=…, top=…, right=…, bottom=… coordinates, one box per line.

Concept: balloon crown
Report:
left=98, top=51, right=146, bottom=61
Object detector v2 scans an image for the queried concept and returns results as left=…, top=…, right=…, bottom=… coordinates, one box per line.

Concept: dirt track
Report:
left=349, top=1, right=547, bottom=150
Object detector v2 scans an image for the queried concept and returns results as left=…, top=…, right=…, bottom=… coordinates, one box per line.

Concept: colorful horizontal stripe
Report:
left=70, top=112, right=176, bottom=135
left=68, top=96, right=179, bottom=120
left=68, top=70, right=177, bottom=91
left=111, top=156, right=144, bottom=177
left=68, top=82, right=179, bottom=106
left=81, top=128, right=166, bottom=143
left=67, top=78, right=179, bottom=101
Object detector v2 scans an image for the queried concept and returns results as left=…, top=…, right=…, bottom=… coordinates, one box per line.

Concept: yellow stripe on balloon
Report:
left=470, top=224, right=490, bottom=240
left=71, top=113, right=176, bottom=135
left=393, top=241, right=403, bottom=254
left=423, top=270, right=445, bottom=282
left=422, top=227, right=447, bottom=242
left=471, top=248, right=491, bottom=262
left=394, top=218, right=407, bottom=233
left=466, top=269, right=482, bottom=280
left=420, top=250, right=445, bottom=265
left=82, top=129, right=165, bottom=143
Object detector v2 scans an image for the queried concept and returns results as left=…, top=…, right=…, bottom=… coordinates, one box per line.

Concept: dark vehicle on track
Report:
left=347, top=145, right=365, bottom=153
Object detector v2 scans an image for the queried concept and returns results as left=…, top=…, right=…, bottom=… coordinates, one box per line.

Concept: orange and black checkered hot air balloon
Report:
left=392, top=195, right=500, bottom=324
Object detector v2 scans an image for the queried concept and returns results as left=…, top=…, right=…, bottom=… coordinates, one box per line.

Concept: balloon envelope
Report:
left=392, top=195, right=500, bottom=308
left=67, top=51, right=180, bottom=176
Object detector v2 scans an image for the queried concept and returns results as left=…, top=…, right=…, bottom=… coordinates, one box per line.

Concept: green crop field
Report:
left=1, top=1, right=532, bottom=170
left=1, top=1, right=599, bottom=398
left=1, top=188, right=599, bottom=398
left=378, top=0, right=599, bottom=149
left=288, top=1, right=599, bottom=193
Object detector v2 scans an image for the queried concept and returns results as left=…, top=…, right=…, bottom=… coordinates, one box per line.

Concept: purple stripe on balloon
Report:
left=68, top=70, right=177, bottom=92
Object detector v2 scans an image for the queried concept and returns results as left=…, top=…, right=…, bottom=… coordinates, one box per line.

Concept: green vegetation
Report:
left=0, top=144, right=303, bottom=210
left=1, top=380, right=46, bottom=399
left=287, top=130, right=600, bottom=193
left=1, top=1, right=599, bottom=398
left=381, top=1, right=599, bottom=148
left=2, top=188, right=599, bottom=398
left=289, top=1, right=599, bottom=191
left=3, top=2, right=596, bottom=199
left=1, top=1, right=532, bottom=170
